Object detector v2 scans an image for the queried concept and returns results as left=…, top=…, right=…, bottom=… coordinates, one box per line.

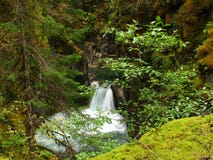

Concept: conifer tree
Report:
left=0, top=0, right=82, bottom=159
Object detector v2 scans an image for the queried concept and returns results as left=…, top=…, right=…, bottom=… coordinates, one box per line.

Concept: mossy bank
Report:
left=91, top=114, right=213, bottom=160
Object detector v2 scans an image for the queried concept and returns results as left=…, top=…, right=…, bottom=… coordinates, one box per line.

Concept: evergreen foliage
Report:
left=0, top=0, right=87, bottom=159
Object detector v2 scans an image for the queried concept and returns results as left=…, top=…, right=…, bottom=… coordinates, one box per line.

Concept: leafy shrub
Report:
left=101, top=17, right=213, bottom=137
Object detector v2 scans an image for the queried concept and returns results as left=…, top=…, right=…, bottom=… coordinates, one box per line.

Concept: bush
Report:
left=101, top=17, right=212, bottom=137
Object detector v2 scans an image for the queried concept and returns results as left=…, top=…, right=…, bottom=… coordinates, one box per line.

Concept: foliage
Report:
left=0, top=103, right=29, bottom=159
left=37, top=110, right=123, bottom=159
left=36, top=150, right=57, bottom=160
left=41, top=16, right=64, bottom=37
left=101, top=17, right=212, bottom=137
left=100, top=57, right=159, bottom=88
left=115, top=16, right=187, bottom=69
left=42, top=0, right=96, bottom=53
left=0, top=0, right=212, bottom=159
left=75, top=135, right=121, bottom=160
left=137, top=68, right=213, bottom=134
left=0, top=0, right=88, bottom=159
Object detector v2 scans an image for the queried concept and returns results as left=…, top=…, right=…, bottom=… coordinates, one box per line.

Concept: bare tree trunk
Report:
left=25, top=104, right=36, bottom=160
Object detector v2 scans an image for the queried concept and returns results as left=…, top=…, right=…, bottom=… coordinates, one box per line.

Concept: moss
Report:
left=165, top=14, right=172, bottom=24
left=197, top=44, right=210, bottom=59
left=0, top=156, right=9, bottom=160
left=177, top=0, right=196, bottom=40
left=0, top=107, right=29, bottom=159
left=207, top=26, right=213, bottom=37
left=202, top=54, right=213, bottom=69
left=197, top=24, right=213, bottom=70
left=194, top=77, right=204, bottom=89
left=90, top=114, right=213, bottom=160
left=153, top=1, right=172, bottom=18
left=178, top=0, right=195, bottom=15
left=177, top=0, right=213, bottom=41
left=193, top=0, right=212, bottom=9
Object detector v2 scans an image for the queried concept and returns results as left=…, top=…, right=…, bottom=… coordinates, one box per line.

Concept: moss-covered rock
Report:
left=0, top=156, right=9, bottom=160
left=90, top=114, right=213, bottom=160
left=197, top=22, right=213, bottom=86
left=177, top=0, right=213, bottom=41
left=198, top=23, right=213, bottom=70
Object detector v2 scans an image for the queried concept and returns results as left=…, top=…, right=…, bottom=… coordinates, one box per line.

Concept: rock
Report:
left=90, top=114, right=213, bottom=160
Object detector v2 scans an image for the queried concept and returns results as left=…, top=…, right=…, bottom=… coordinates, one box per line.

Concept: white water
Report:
left=35, top=82, right=127, bottom=155
left=83, top=84, right=126, bottom=133
left=89, top=86, right=115, bottom=111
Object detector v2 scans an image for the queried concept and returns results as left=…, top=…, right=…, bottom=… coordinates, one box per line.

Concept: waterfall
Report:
left=89, top=86, right=115, bottom=111
left=35, top=82, right=127, bottom=156
left=83, top=84, right=126, bottom=133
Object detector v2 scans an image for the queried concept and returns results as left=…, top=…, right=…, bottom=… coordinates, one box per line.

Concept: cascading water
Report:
left=83, top=82, right=126, bottom=133
left=35, top=81, right=127, bottom=156
left=89, top=86, right=115, bottom=111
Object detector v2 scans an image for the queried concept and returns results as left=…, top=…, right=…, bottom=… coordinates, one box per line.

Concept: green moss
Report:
left=207, top=26, right=213, bottom=37
left=177, top=0, right=213, bottom=41
left=197, top=23, right=213, bottom=70
left=193, top=0, right=212, bottom=9
left=0, top=108, right=29, bottom=159
left=90, top=114, right=213, bottom=160
left=0, top=156, right=9, bottom=160
left=203, top=54, right=213, bottom=69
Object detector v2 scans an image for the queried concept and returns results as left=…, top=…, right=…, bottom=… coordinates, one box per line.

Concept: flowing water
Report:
left=83, top=84, right=126, bottom=133
left=88, top=86, right=115, bottom=111
left=35, top=82, right=127, bottom=155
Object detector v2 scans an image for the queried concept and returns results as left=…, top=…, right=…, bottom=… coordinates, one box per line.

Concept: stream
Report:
left=35, top=81, right=127, bottom=157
